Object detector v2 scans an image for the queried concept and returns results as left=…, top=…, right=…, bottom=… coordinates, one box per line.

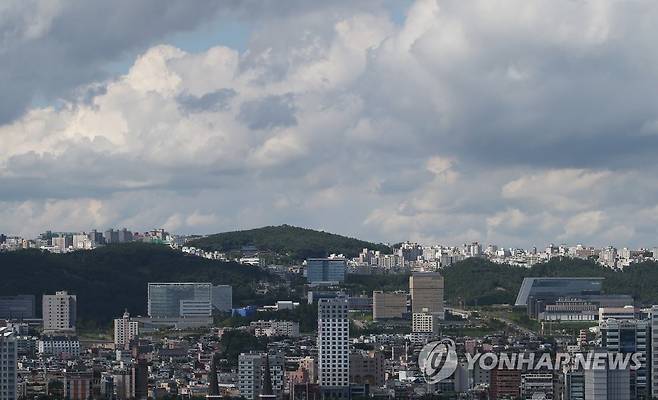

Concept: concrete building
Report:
left=37, top=335, right=80, bottom=358
left=540, top=298, right=598, bottom=321
left=317, top=298, right=350, bottom=397
left=211, top=285, right=233, bottom=312
left=599, top=306, right=638, bottom=322
left=238, top=352, right=284, bottom=400
left=409, top=272, right=444, bottom=317
left=0, top=327, right=17, bottom=400
left=114, top=310, right=139, bottom=350
left=349, top=350, right=385, bottom=387
left=42, top=291, right=76, bottom=333
left=63, top=371, right=93, bottom=400
left=147, top=282, right=213, bottom=327
left=489, top=368, right=521, bottom=399
left=306, top=258, right=346, bottom=285
left=412, top=313, right=440, bottom=334
left=250, top=320, right=300, bottom=337
left=521, top=373, right=554, bottom=399
left=564, top=369, right=585, bottom=400
left=372, top=291, right=406, bottom=320
left=0, top=295, right=35, bottom=320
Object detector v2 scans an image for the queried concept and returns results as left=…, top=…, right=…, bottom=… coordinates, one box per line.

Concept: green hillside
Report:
left=189, top=224, right=391, bottom=261
left=443, top=257, right=658, bottom=307
left=0, top=243, right=273, bottom=325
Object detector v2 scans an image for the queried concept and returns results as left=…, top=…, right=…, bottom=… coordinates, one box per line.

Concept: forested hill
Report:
left=0, top=243, right=272, bottom=325
left=443, top=257, right=658, bottom=306
left=189, top=225, right=392, bottom=261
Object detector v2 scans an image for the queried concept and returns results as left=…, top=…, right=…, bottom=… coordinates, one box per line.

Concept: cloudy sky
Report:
left=2, top=0, right=658, bottom=248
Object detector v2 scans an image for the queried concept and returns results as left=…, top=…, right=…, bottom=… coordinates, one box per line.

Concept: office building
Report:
left=132, top=359, right=149, bottom=400
left=0, top=295, right=35, bottom=320
left=148, top=282, right=212, bottom=318
left=306, top=258, right=346, bottom=285
left=114, top=310, right=139, bottom=350
left=585, top=362, right=631, bottom=399
left=412, top=313, right=440, bottom=335
left=317, top=298, right=349, bottom=397
left=42, top=291, right=77, bottom=332
left=600, top=318, right=649, bottom=398
left=212, top=285, right=233, bottom=312
left=516, top=277, right=604, bottom=307
left=0, top=327, right=17, bottom=400
left=238, top=352, right=284, bottom=400
left=409, top=272, right=444, bottom=318
left=372, top=291, right=406, bottom=320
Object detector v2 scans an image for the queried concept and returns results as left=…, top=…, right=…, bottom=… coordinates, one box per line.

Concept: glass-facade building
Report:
left=306, top=258, right=346, bottom=284
left=147, top=283, right=212, bottom=318
left=515, top=277, right=604, bottom=306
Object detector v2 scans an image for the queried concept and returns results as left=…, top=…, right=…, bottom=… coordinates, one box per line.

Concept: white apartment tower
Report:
left=0, top=327, right=17, bottom=400
left=317, top=298, right=350, bottom=396
left=114, top=310, right=139, bottom=350
left=42, top=291, right=77, bottom=333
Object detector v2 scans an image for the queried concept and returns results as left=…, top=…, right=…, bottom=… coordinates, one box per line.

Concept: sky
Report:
left=2, top=0, right=658, bottom=248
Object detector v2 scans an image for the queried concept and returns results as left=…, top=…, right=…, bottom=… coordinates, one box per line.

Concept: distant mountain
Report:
left=0, top=243, right=273, bottom=325
left=189, top=225, right=392, bottom=261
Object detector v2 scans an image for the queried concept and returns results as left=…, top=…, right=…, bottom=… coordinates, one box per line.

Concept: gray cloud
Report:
left=238, top=94, right=297, bottom=130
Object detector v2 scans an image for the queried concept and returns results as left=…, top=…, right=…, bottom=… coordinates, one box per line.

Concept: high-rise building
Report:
left=0, top=327, right=17, bottom=400
left=238, top=352, right=284, bottom=400
left=650, top=305, right=658, bottom=398
left=0, top=295, right=35, bottom=320
left=585, top=362, right=630, bottom=399
left=306, top=258, right=346, bottom=285
left=372, top=291, right=406, bottom=320
left=317, top=298, right=350, bottom=397
left=114, top=310, right=139, bottom=350
left=564, top=369, right=585, bottom=400
left=42, top=291, right=77, bottom=333
left=132, top=359, right=149, bottom=400
left=600, top=318, right=650, bottom=398
left=409, top=272, right=444, bottom=317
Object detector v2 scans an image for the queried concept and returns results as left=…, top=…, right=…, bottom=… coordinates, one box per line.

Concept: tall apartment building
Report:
left=238, top=352, right=284, bottom=400
left=600, top=318, right=649, bottom=398
left=42, top=291, right=77, bottom=333
left=317, top=298, right=350, bottom=398
left=409, top=272, right=444, bottom=317
left=0, top=327, right=17, bottom=400
left=114, top=310, right=139, bottom=350
left=306, top=258, right=346, bottom=285
left=372, top=291, right=406, bottom=320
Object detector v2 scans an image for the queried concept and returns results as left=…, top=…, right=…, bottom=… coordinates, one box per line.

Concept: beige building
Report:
left=114, top=310, right=139, bottom=350
left=409, top=272, right=444, bottom=317
left=412, top=312, right=440, bottom=334
left=42, top=291, right=76, bottom=333
left=372, top=291, right=407, bottom=320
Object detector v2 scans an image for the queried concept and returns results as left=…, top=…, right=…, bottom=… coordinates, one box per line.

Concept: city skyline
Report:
left=3, top=1, right=658, bottom=247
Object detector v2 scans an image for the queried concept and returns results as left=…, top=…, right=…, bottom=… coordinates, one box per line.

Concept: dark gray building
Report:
left=0, top=295, right=36, bottom=320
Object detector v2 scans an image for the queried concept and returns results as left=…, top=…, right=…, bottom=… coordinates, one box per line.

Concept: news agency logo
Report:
left=419, top=339, right=458, bottom=384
